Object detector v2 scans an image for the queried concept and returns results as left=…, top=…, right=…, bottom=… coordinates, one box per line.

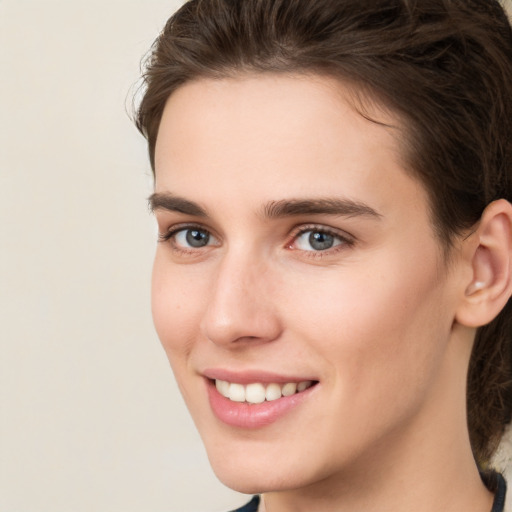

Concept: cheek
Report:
left=285, top=246, right=453, bottom=401
left=151, top=253, right=206, bottom=361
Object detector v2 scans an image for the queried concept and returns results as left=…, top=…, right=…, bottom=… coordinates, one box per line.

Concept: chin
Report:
left=211, top=463, right=300, bottom=495
left=205, top=442, right=327, bottom=495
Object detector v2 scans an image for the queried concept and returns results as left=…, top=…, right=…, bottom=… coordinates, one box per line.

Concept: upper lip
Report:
left=202, top=368, right=318, bottom=385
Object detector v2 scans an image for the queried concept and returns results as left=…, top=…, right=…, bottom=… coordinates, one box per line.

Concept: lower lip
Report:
left=206, top=380, right=317, bottom=429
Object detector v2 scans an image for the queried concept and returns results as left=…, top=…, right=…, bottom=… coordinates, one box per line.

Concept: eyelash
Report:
left=158, top=223, right=215, bottom=256
left=288, top=224, right=355, bottom=257
left=158, top=223, right=355, bottom=258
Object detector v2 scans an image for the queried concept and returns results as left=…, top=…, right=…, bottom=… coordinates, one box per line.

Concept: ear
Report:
left=456, top=199, right=512, bottom=327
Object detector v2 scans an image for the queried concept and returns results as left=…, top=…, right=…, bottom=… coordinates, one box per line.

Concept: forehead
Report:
left=153, top=73, right=429, bottom=227
left=155, top=73, right=401, bottom=168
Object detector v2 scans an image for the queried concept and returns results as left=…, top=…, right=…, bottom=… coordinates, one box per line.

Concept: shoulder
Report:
left=229, top=495, right=260, bottom=512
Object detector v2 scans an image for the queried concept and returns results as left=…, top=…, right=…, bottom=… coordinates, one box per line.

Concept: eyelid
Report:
left=158, top=221, right=355, bottom=258
left=287, top=223, right=356, bottom=252
left=158, top=223, right=220, bottom=249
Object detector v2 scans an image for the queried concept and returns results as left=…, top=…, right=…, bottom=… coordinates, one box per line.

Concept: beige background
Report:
left=0, top=1, right=245, bottom=511
left=1, top=1, right=511, bottom=511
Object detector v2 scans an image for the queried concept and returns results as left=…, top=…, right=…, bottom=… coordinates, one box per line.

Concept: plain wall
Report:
left=1, top=1, right=511, bottom=512
left=0, top=1, right=246, bottom=511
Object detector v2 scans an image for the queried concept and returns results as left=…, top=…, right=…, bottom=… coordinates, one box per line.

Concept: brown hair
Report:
left=136, top=0, right=512, bottom=464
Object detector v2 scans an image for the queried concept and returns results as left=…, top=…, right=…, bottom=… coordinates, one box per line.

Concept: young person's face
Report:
left=151, top=75, right=467, bottom=493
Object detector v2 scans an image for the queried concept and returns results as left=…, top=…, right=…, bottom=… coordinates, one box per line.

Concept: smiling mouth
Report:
left=214, top=379, right=317, bottom=404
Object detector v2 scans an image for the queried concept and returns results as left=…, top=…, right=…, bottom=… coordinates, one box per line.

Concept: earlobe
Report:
left=456, top=199, right=512, bottom=328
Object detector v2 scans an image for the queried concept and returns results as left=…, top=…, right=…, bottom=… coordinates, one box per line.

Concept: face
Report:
left=151, top=74, right=464, bottom=494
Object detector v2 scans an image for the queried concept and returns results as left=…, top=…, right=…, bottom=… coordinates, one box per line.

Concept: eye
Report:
left=175, top=228, right=212, bottom=248
left=293, top=228, right=349, bottom=252
left=159, top=225, right=219, bottom=250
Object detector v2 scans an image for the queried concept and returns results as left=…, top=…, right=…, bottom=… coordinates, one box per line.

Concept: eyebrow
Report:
left=149, top=192, right=208, bottom=216
left=262, top=198, right=382, bottom=219
left=149, top=192, right=382, bottom=220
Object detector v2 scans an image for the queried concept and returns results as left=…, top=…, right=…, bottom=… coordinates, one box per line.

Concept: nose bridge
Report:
left=201, top=244, right=280, bottom=346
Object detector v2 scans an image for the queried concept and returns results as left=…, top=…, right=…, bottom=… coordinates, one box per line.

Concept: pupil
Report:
left=186, top=229, right=209, bottom=247
left=309, top=231, right=334, bottom=251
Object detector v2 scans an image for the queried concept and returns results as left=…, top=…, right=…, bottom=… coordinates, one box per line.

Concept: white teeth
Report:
left=265, top=383, right=282, bottom=401
left=216, top=379, right=230, bottom=397
left=282, top=382, right=297, bottom=396
left=245, top=383, right=266, bottom=404
left=215, top=379, right=314, bottom=403
left=228, top=383, right=246, bottom=402
left=297, top=381, right=310, bottom=392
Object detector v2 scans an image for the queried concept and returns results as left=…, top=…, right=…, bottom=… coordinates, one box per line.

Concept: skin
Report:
left=151, top=74, right=496, bottom=512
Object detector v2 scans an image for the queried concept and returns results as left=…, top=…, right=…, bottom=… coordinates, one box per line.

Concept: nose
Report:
left=200, top=250, right=282, bottom=348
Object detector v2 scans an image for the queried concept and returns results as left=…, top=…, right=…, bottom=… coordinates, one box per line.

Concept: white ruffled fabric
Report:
left=491, top=423, right=512, bottom=511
